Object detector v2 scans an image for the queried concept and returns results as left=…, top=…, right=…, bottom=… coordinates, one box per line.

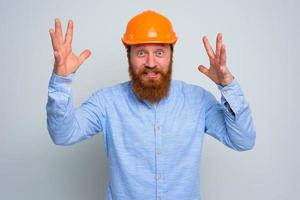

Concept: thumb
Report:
left=198, top=65, right=209, bottom=76
left=78, top=49, right=91, bottom=67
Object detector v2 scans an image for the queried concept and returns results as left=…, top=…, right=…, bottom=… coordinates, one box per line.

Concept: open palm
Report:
left=49, top=19, right=91, bottom=77
left=198, top=33, right=233, bottom=86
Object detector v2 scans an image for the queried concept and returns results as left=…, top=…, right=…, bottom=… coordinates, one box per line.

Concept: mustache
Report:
left=141, top=66, right=162, bottom=74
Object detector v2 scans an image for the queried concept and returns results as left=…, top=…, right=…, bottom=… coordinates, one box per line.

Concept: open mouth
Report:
left=143, top=72, right=160, bottom=78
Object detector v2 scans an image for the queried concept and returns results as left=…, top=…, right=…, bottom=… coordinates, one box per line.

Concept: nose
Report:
left=145, top=53, right=156, bottom=68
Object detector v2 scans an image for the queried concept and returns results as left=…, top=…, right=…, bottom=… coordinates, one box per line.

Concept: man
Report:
left=47, top=10, right=256, bottom=200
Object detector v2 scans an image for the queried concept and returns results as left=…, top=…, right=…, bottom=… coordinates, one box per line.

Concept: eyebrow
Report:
left=134, top=46, right=168, bottom=51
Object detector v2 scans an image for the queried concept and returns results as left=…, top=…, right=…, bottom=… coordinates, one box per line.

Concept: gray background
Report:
left=1, top=0, right=299, bottom=199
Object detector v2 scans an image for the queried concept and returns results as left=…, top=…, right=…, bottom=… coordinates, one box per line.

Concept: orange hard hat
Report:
left=122, top=10, right=177, bottom=46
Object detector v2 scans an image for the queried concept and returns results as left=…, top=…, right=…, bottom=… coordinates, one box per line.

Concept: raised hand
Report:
left=49, top=19, right=91, bottom=77
left=198, top=33, right=233, bottom=86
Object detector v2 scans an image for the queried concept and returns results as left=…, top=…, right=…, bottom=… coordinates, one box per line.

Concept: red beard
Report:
left=128, top=61, right=172, bottom=104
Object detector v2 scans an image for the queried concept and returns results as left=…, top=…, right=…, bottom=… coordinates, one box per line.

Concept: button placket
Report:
left=154, top=105, right=163, bottom=199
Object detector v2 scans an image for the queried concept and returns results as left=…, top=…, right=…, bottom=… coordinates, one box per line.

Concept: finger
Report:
left=220, top=44, right=226, bottom=66
left=198, top=65, right=209, bottom=76
left=216, top=32, right=222, bottom=58
left=55, top=18, right=64, bottom=44
left=78, top=49, right=91, bottom=67
left=64, top=20, right=73, bottom=45
left=49, top=28, right=59, bottom=51
left=202, top=36, right=215, bottom=59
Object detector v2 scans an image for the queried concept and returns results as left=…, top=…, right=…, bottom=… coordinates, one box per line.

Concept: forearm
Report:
left=205, top=78, right=256, bottom=151
left=46, top=72, right=88, bottom=145
left=218, top=78, right=256, bottom=151
left=221, top=99, right=256, bottom=151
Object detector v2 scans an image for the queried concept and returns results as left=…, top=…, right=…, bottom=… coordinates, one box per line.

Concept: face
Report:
left=128, top=43, right=173, bottom=103
left=129, top=44, right=171, bottom=83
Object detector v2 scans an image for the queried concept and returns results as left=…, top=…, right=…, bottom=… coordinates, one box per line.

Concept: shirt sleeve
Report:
left=46, top=72, right=106, bottom=145
left=204, top=77, right=256, bottom=151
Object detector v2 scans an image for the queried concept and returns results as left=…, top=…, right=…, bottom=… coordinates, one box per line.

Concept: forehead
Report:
left=131, top=43, right=170, bottom=51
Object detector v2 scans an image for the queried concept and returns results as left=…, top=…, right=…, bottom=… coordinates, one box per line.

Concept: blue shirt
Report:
left=46, top=72, right=256, bottom=200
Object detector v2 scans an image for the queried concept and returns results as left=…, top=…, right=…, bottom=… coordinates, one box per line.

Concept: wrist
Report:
left=219, top=75, right=234, bottom=86
left=53, top=65, right=75, bottom=77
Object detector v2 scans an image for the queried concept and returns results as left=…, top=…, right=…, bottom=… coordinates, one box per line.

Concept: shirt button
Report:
left=156, top=150, right=161, bottom=155
left=222, top=91, right=227, bottom=95
left=156, top=125, right=160, bottom=131
left=157, top=175, right=161, bottom=180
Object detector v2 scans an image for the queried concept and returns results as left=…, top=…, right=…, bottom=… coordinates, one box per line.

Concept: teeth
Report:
left=144, top=72, right=158, bottom=78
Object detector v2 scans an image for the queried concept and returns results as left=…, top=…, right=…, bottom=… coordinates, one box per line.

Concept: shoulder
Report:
left=91, top=81, right=131, bottom=102
left=171, top=79, right=208, bottom=98
left=169, top=79, right=216, bottom=109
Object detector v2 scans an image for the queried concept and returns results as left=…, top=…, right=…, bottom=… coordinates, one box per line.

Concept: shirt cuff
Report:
left=48, top=72, right=75, bottom=93
left=216, top=77, right=244, bottom=116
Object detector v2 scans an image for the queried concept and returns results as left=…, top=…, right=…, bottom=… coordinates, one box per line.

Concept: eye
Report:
left=137, top=50, right=145, bottom=57
left=155, top=50, right=164, bottom=57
